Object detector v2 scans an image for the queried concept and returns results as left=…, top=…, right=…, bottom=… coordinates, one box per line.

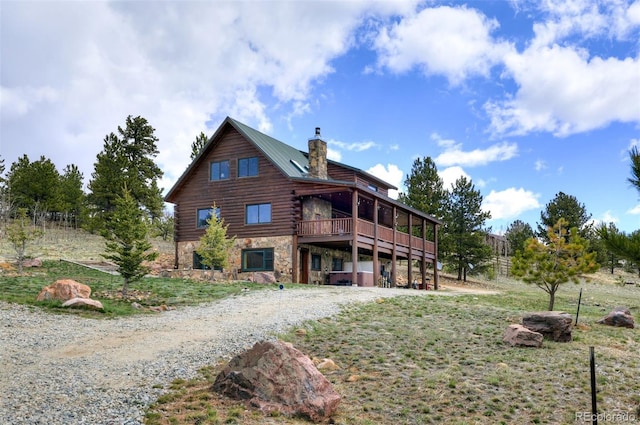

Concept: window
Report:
left=197, top=207, right=220, bottom=228
left=246, top=203, right=271, bottom=224
left=242, top=248, right=274, bottom=271
left=210, top=160, right=229, bottom=181
left=193, top=252, right=222, bottom=271
left=311, top=254, right=321, bottom=271
left=238, top=157, right=259, bottom=177
left=332, top=257, right=343, bottom=272
left=368, top=184, right=378, bottom=192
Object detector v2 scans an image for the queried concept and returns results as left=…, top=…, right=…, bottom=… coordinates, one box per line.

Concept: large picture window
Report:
left=242, top=248, right=274, bottom=271
left=210, top=160, right=229, bottom=181
left=246, top=203, right=271, bottom=224
left=238, top=157, right=258, bottom=177
left=197, top=207, right=220, bottom=228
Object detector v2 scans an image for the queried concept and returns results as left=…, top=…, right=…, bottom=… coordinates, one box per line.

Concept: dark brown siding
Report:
left=327, top=163, right=391, bottom=197
left=172, top=127, right=296, bottom=242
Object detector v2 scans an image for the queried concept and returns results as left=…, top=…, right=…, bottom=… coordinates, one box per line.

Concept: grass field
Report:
left=143, top=275, right=640, bottom=425
left=1, top=227, right=639, bottom=424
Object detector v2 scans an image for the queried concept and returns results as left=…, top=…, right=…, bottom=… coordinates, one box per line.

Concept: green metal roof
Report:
left=228, top=117, right=310, bottom=179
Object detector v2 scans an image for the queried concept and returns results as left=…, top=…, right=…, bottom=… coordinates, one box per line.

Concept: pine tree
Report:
left=398, top=157, right=446, bottom=220
left=512, top=218, right=598, bottom=310
left=537, top=192, right=591, bottom=242
left=102, top=188, right=158, bottom=298
left=190, top=132, right=209, bottom=160
left=598, top=146, right=640, bottom=265
left=505, top=219, right=535, bottom=255
left=441, top=176, right=492, bottom=281
left=58, top=164, right=86, bottom=228
left=196, top=204, right=235, bottom=273
left=88, top=115, right=164, bottom=231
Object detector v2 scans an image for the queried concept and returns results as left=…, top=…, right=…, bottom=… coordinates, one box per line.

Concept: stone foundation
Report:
left=176, top=236, right=293, bottom=282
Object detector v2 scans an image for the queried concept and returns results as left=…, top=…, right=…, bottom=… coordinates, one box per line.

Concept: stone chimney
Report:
left=307, top=127, right=327, bottom=179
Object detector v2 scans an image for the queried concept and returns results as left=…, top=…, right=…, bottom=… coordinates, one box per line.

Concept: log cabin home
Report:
left=164, top=117, right=441, bottom=289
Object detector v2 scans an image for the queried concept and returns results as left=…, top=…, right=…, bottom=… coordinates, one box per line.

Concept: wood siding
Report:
left=173, top=127, right=296, bottom=242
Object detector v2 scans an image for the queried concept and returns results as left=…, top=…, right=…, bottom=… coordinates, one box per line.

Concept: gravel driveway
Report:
left=0, top=285, right=483, bottom=425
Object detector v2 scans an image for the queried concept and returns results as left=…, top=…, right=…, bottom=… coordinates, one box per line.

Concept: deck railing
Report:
left=297, top=217, right=435, bottom=255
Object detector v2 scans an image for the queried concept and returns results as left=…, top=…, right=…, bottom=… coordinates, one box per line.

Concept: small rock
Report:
left=503, top=324, right=543, bottom=348
left=61, top=297, right=104, bottom=311
left=316, top=358, right=340, bottom=371
left=597, top=307, right=634, bottom=329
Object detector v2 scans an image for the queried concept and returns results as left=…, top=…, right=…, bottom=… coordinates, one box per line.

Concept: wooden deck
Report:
left=296, top=218, right=435, bottom=259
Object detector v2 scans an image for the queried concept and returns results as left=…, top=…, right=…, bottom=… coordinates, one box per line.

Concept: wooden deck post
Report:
left=392, top=206, right=397, bottom=287
left=422, top=218, right=427, bottom=290
left=433, top=223, right=439, bottom=290
left=373, top=198, right=379, bottom=287
left=407, top=213, right=413, bottom=287
left=351, top=189, right=359, bottom=286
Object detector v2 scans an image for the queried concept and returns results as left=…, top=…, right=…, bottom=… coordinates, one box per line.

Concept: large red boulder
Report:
left=212, top=340, right=341, bottom=423
left=36, top=279, right=91, bottom=301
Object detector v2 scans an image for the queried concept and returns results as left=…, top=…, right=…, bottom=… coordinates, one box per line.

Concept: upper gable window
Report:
left=210, top=160, right=229, bottom=181
left=238, top=157, right=259, bottom=177
left=368, top=184, right=378, bottom=192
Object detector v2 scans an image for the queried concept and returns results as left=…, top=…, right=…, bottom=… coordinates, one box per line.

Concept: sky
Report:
left=1, top=0, right=639, bottom=234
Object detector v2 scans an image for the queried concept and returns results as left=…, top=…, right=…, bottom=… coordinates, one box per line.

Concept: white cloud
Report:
left=327, top=148, right=342, bottom=162
left=482, top=187, right=541, bottom=220
left=328, top=139, right=378, bottom=152
left=367, top=163, right=403, bottom=199
left=433, top=137, right=518, bottom=167
left=628, top=205, right=640, bottom=215
left=534, top=160, right=547, bottom=171
left=486, top=44, right=640, bottom=137
left=373, top=5, right=512, bottom=85
left=439, top=166, right=470, bottom=191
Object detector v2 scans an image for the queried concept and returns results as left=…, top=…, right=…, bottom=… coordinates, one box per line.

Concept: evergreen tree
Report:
left=58, top=164, right=86, bottom=228
left=598, top=147, right=640, bottom=265
left=512, top=218, right=598, bottom=310
left=196, top=204, right=235, bottom=273
left=398, top=157, right=446, bottom=219
left=190, top=132, right=209, bottom=160
left=441, top=176, right=492, bottom=281
left=7, top=155, right=61, bottom=217
left=88, top=115, right=164, bottom=230
left=505, top=220, right=535, bottom=255
left=102, top=187, right=158, bottom=298
left=537, top=192, right=591, bottom=242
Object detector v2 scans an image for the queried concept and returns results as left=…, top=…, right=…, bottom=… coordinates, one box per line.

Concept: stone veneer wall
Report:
left=176, top=235, right=293, bottom=282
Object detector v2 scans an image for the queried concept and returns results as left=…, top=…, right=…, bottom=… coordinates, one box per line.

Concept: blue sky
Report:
left=1, top=0, right=639, bottom=233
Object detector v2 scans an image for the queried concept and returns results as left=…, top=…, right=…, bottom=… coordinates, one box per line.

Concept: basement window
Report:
left=311, top=254, right=321, bottom=271
left=242, top=248, right=274, bottom=271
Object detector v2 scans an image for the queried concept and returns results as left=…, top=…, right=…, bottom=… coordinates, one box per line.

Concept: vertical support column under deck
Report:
left=422, top=218, right=427, bottom=290
left=391, top=206, right=397, bottom=287
left=407, top=213, right=413, bottom=286
left=292, top=233, right=298, bottom=283
left=433, top=223, right=439, bottom=290
left=373, top=198, right=379, bottom=287
left=351, top=189, right=359, bottom=286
